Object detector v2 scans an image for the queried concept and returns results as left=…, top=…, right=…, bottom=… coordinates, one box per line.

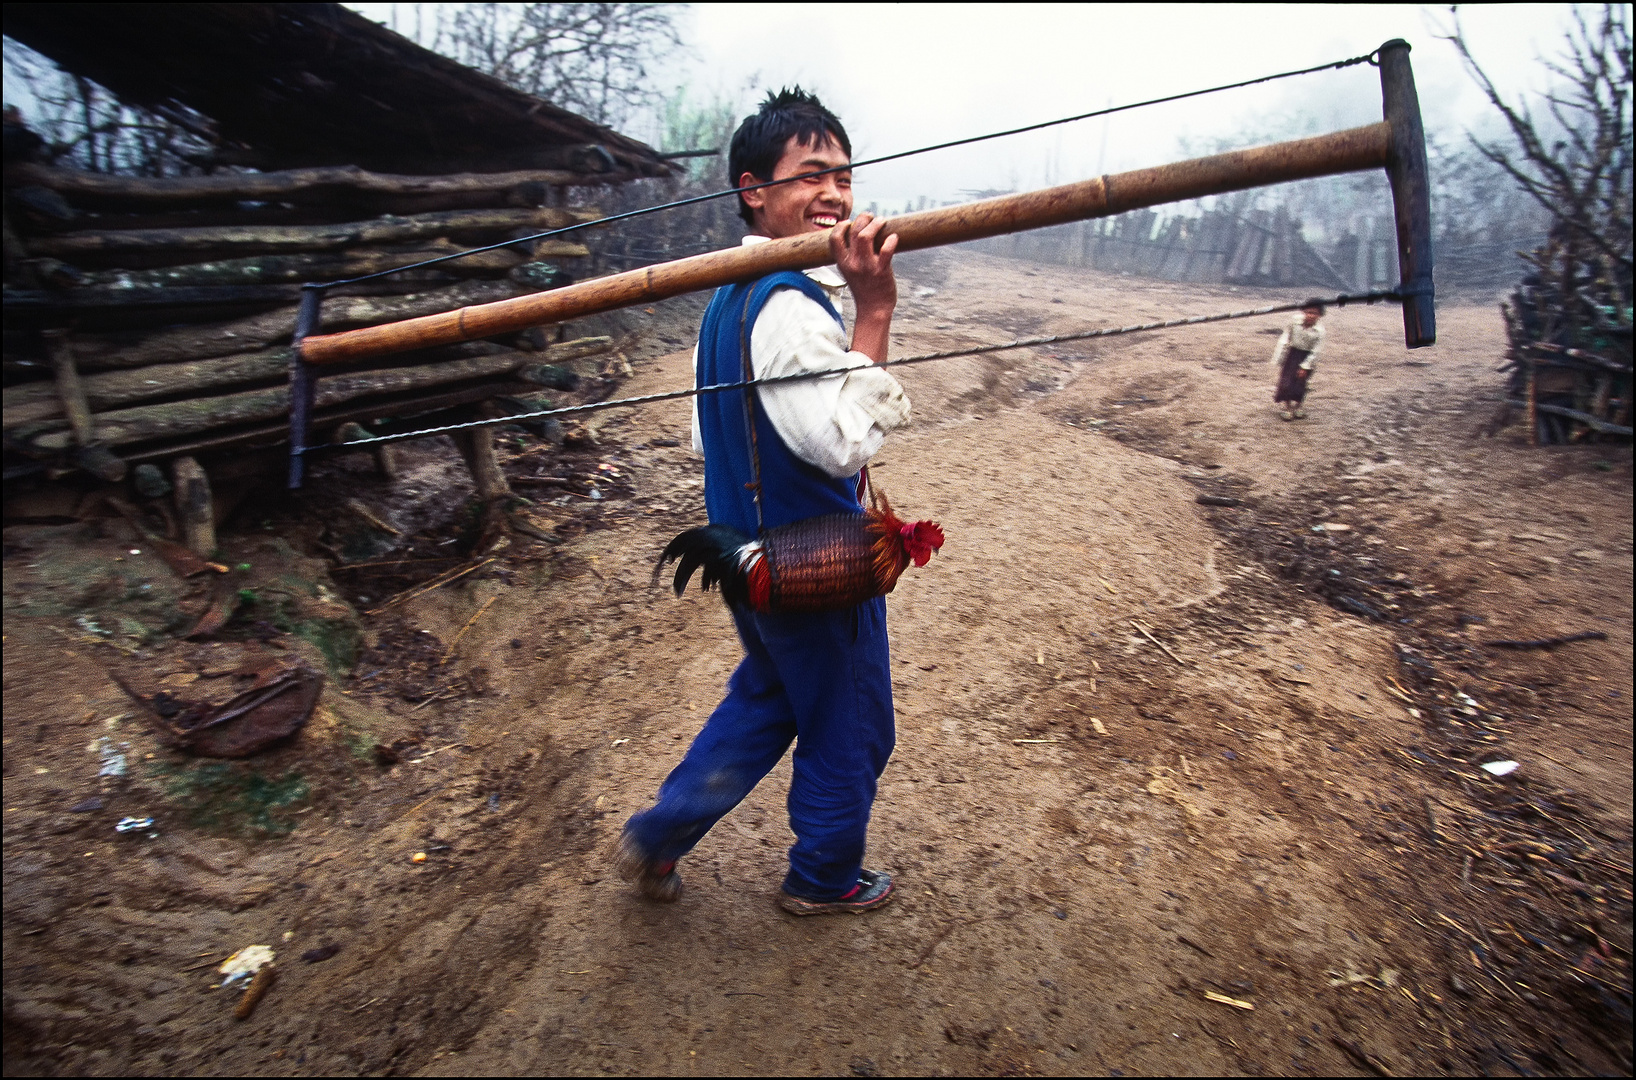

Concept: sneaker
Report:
left=778, top=869, right=894, bottom=916
left=612, top=832, right=683, bottom=903
left=1280, top=409, right=1294, bottom=421
left=1294, top=407, right=1306, bottom=419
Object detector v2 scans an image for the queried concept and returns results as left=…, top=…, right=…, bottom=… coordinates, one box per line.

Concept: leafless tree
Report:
left=1437, top=4, right=1632, bottom=316
left=436, top=4, right=684, bottom=130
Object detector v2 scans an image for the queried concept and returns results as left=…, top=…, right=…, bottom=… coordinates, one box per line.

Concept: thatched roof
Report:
left=4, top=2, right=672, bottom=177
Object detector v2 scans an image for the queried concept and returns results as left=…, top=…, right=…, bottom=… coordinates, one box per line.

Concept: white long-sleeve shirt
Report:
left=690, top=236, right=912, bottom=478
left=1271, top=318, right=1326, bottom=372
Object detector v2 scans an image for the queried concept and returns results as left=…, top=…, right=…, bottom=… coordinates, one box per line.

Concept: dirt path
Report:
left=5, top=252, right=1630, bottom=1077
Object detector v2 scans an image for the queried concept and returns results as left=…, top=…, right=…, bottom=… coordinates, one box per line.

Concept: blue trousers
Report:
left=625, top=597, right=895, bottom=899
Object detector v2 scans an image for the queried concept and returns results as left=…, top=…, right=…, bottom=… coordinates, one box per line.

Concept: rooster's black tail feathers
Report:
left=653, top=524, right=752, bottom=605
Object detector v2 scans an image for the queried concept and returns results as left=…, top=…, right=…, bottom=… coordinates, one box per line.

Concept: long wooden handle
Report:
left=301, top=122, right=1391, bottom=366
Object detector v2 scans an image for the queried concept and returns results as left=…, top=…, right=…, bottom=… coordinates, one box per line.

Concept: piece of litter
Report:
left=96, top=737, right=128, bottom=778
left=115, top=816, right=154, bottom=833
left=1480, top=760, right=1520, bottom=777
left=1203, top=990, right=1254, bottom=1010
left=69, top=797, right=104, bottom=813
left=611, top=738, right=630, bottom=747
left=218, top=945, right=275, bottom=988
left=1090, top=718, right=1108, bottom=736
left=412, top=851, right=428, bottom=863
left=234, top=964, right=277, bottom=1020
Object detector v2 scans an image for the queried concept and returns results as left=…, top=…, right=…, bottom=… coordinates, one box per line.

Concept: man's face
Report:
left=739, top=133, right=853, bottom=239
left=1301, top=307, right=1322, bottom=327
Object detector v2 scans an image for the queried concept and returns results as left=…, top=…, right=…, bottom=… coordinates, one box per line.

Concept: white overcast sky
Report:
left=7, top=4, right=1591, bottom=211
left=646, top=3, right=1585, bottom=209
left=352, top=3, right=1586, bottom=210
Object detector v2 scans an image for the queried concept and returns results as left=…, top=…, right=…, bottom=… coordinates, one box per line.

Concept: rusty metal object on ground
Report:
left=116, top=658, right=324, bottom=758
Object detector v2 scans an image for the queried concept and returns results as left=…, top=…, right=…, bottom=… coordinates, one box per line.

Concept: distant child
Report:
left=1272, top=301, right=1326, bottom=420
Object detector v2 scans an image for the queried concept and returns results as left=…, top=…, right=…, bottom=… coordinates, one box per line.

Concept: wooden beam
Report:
left=26, top=206, right=602, bottom=259
left=8, top=161, right=639, bottom=207
left=302, top=123, right=1394, bottom=366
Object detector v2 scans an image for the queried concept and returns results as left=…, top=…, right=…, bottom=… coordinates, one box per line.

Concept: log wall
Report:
left=4, top=156, right=625, bottom=489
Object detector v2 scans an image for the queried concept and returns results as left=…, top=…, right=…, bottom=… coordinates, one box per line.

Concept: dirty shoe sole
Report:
left=779, top=870, right=894, bottom=916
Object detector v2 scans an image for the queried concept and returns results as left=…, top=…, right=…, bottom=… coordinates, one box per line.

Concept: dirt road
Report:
left=5, top=251, right=1631, bottom=1076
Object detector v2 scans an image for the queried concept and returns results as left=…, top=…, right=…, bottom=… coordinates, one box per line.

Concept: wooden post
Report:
left=46, top=329, right=96, bottom=447
left=1525, top=360, right=1539, bottom=447
left=45, top=329, right=127, bottom=482
left=172, top=456, right=217, bottom=557
left=1377, top=39, right=1436, bottom=347
left=452, top=409, right=511, bottom=501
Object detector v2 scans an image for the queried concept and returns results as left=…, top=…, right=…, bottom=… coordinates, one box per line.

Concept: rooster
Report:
left=655, top=490, right=944, bottom=614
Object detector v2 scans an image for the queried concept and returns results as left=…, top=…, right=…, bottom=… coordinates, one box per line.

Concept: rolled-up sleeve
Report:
left=747, top=287, right=910, bottom=477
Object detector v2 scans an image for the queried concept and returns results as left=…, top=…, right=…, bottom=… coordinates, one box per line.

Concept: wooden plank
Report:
left=9, top=162, right=636, bottom=207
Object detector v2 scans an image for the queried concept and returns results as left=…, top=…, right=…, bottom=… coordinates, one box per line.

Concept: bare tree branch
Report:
left=1434, top=4, right=1632, bottom=296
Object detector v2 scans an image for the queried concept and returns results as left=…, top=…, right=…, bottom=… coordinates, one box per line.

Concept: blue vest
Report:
left=696, top=272, right=863, bottom=534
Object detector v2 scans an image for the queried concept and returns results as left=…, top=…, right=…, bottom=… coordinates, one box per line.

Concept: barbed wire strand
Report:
left=317, top=50, right=1378, bottom=289
left=309, top=289, right=1402, bottom=454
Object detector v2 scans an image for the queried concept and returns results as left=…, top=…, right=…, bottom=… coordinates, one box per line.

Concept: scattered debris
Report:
left=1330, top=1035, right=1393, bottom=1077
left=1482, top=630, right=1607, bottom=650
left=68, top=797, right=103, bottom=813
left=442, top=594, right=499, bottom=661
left=1479, top=760, right=1520, bottom=777
left=184, top=584, right=242, bottom=640
left=217, top=945, right=274, bottom=989
left=300, top=944, right=340, bottom=964
left=95, top=737, right=127, bottom=777
left=1202, top=990, right=1254, bottom=1010
left=114, top=816, right=154, bottom=832
left=1131, top=619, right=1185, bottom=665
left=1327, top=967, right=1400, bottom=990
left=233, top=964, right=277, bottom=1021
left=366, top=557, right=497, bottom=616
left=1176, top=934, right=1215, bottom=958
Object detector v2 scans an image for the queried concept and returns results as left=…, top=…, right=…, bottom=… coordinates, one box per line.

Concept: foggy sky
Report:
left=5, top=3, right=1588, bottom=215
left=653, top=4, right=1585, bottom=211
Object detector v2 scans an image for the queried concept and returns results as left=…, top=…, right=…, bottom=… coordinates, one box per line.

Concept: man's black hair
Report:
left=1302, top=299, right=1327, bottom=314
left=728, top=87, right=852, bottom=226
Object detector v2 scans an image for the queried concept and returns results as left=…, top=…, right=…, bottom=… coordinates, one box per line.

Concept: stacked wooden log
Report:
left=3, top=159, right=625, bottom=490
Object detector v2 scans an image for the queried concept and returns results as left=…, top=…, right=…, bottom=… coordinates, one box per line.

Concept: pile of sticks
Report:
left=1498, top=281, right=1633, bottom=446
left=3, top=157, right=624, bottom=485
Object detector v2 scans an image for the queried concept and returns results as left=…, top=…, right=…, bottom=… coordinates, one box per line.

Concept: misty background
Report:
left=1, top=4, right=1612, bottom=293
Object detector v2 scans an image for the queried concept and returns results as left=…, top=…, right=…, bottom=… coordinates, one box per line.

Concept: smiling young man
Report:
left=616, top=88, right=910, bottom=916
